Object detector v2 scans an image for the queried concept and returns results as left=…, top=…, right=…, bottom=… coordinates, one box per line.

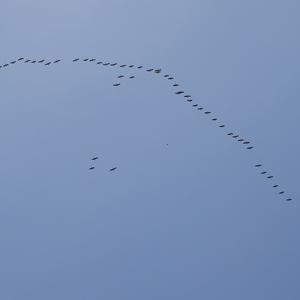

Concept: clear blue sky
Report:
left=1, top=1, right=299, bottom=299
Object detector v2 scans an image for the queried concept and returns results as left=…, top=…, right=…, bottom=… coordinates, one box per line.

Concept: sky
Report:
left=1, top=1, right=300, bottom=299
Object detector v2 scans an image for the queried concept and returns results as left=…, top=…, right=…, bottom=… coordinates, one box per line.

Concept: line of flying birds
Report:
left=0, top=57, right=293, bottom=201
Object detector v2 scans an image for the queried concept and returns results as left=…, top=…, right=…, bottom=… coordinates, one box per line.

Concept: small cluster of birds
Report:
left=0, top=57, right=293, bottom=201
left=89, top=156, right=117, bottom=172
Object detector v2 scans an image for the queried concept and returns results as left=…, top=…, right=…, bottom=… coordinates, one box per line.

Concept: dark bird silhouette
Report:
left=232, top=135, right=239, bottom=138
left=89, top=167, right=95, bottom=170
left=31, top=60, right=37, bottom=63
left=118, top=75, right=124, bottom=78
left=168, top=77, right=174, bottom=80
left=204, top=111, right=211, bottom=114
left=45, top=62, right=51, bottom=65
left=103, top=63, right=110, bottom=66
left=164, top=75, right=170, bottom=78
left=219, top=125, right=225, bottom=128
left=109, top=167, right=117, bottom=172
left=184, top=95, right=191, bottom=98
left=129, top=65, right=134, bottom=68
left=146, top=69, right=154, bottom=72
left=273, top=185, right=279, bottom=188
left=255, top=164, right=262, bottom=167
left=267, top=176, right=274, bottom=179
left=110, top=63, right=117, bottom=66
left=137, top=66, right=143, bottom=69
left=155, top=69, right=162, bottom=73
left=187, top=99, right=193, bottom=102
left=129, top=76, right=135, bottom=79
left=83, top=58, right=89, bottom=61
left=91, top=157, right=99, bottom=161
left=212, top=118, right=218, bottom=121
left=89, top=59, right=96, bottom=62
left=279, top=191, right=285, bottom=195
left=286, top=198, right=292, bottom=201
left=238, top=139, right=244, bottom=142
left=3, top=64, right=9, bottom=67
left=197, top=107, right=204, bottom=110
left=120, top=64, right=127, bottom=67
left=173, top=84, right=179, bottom=87
left=243, top=141, right=250, bottom=144
left=18, top=57, right=24, bottom=61
left=227, top=133, right=234, bottom=136
left=193, top=104, right=198, bottom=107
left=261, top=171, right=267, bottom=174
left=247, top=146, right=254, bottom=149
left=24, top=60, right=31, bottom=63
left=10, top=61, right=16, bottom=64
left=113, top=83, right=121, bottom=87
left=73, top=58, right=80, bottom=62
left=38, top=59, right=45, bottom=63
left=96, top=61, right=102, bottom=64
left=175, top=91, right=184, bottom=95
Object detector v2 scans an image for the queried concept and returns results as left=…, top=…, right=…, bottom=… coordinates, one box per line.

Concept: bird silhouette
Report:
left=109, top=167, right=117, bottom=171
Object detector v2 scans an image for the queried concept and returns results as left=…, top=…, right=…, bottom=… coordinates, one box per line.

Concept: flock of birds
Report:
left=89, top=156, right=117, bottom=172
left=0, top=57, right=293, bottom=201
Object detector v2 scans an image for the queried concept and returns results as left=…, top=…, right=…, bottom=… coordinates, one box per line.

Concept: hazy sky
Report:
left=1, top=1, right=299, bottom=299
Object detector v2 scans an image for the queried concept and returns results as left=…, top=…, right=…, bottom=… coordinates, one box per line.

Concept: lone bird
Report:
left=109, top=167, right=117, bottom=172
left=113, top=83, right=120, bottom=87
left=89, top=167, right=95, bottom=170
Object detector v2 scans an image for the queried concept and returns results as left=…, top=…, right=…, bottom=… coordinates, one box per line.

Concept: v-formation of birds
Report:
left=0, top=57, right=293, bottom=202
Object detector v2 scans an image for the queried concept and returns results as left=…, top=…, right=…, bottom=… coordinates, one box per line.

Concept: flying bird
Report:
left=243, top=141, right=250, bottom=144
left=120, top=64, right=127, bottom=67
left=255, top=164, right=262, bottom=167
left=267, top=176, right=274, bottom=179
left=193, top=104, right=198, bottom=107
left=279, top=191, right=285, bottom=195
left=110, top=63, right=118, bottom=66
left=238, top=139, right=244, bottom=142
left=10, top=61, right=16, bottom=64
left=227, top=133, right=234, bottom=136
left=129, top=76, right=135, bottom=79
left=113, top=83, right=120, bottom=86
left=187, top=99, right=193, bottom=102
left=109, top=167, right=117, bottom=172
left=273, top=185, right=279, bottom=188
left=164, top=75, right=170, bottom=78
left=146, top=69, right=154, bottom=72
left=73, top=58, right=80, bottom=62
left=137, top=66, right=143, bottom=68
left=197, top=107, right=204, bottom=110
left=91, top=157, right=99, bottom=161
left=24, top=60, right=31, bottom=63
left=118, top=75, right=124, bottom=78
left=219, top=125, right=225, bottom=128
left=38, top=59, right=45, bottom=63
left=31, top=60, right=37, bottom=63
left=261, top=171, right=267, bottom=174
left=89, top=167, right=95, bottom=170
left=175, top=91, right=184, bottom=95
left=212, top=118, right=218, bottom=121
left=45, top=62, right=51, bottom=65
left=89, top=59, right=96, bottom=62
left=232, top=135, right=239, bottom=138
left=286, top=198, right=292, bottom=201
left=128, top=65, right=134, bottom=68
left=184, top=95, right=191, bottom=98
left=103, top=63, right=110, bottom=66
left=168, top=77, right=174, bottom=80
left=247, top=146, right=254, bottom=149
left=204, top=111, right=211, bottom=114
left=96, top=61, right=102, bottom=64
left=155, top=69, right=162, bottom=73
left=173, top=84, right=179, bottom=87
left=83, top=58, right=89, bottom=61
left=18, top=57, right=24, bottom=61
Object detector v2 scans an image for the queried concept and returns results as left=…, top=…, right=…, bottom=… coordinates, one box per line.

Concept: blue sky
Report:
left=1, top=1, right=299, bottom=299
